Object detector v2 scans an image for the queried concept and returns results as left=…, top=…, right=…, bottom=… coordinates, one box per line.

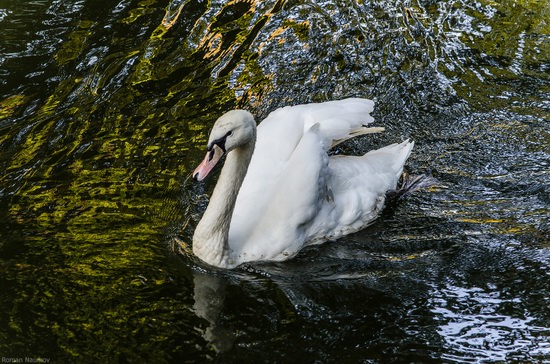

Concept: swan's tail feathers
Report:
left=331, top=126, right=385, bottom=148
left=395, top=139, right=414, bottom=172
left=385, top=172, right=438, bottom=205
left=374, top=139, right=414, bottom=175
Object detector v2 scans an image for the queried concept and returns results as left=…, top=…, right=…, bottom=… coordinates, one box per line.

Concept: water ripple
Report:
left=432, top=284, right=550, bottom=362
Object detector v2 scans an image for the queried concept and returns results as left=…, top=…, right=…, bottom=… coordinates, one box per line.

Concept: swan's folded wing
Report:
left=230, top=124, right=329, bottom=261
left=233, top=98, right=376, bottom=215
left=229, top=98, right=376, bottom=256
left=261, top=98, right=375, bottom=152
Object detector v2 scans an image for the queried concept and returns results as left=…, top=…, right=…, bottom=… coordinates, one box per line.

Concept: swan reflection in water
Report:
left=192, top=271, right=235, bottom=353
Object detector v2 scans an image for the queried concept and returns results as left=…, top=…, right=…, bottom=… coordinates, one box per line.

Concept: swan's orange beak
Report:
left=193, top=145, right=224, bottom=181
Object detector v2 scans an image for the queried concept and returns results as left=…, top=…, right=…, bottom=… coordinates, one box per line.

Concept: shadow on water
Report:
left=0, top=0, right=549, bottom=362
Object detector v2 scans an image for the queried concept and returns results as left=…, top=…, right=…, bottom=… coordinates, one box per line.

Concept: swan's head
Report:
left=193, top=110, right=256, bottom=181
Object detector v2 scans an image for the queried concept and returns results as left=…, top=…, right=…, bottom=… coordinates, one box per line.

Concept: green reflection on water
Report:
left=441, top=0, right=550, bottom=110
left=0, top=0, right=259, bottom=359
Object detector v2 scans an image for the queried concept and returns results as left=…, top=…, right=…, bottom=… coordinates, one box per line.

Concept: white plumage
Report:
left=192, top=98, right=413, bottom=268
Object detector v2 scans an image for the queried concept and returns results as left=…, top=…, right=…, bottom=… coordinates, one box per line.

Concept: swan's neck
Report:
left=193, top=141, right=255, bottom=268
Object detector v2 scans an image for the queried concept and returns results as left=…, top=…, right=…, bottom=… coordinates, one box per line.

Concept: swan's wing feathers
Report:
left=260, top=98, right=375, bottom=152
left=235, top=98, right=377, bottom=222
left=235, top=124, right=329, bottom=259
left=302, top=98, right=375, bottom=128
left=200, top=98, right=416, bottom=267
left=331, top=126, right=385, bottom=147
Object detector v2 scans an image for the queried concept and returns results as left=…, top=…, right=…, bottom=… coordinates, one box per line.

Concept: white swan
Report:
left=192, top=98, right=413, bottom=269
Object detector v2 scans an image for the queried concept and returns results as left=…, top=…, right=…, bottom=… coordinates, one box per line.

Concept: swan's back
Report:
left=228, top=98, right=412, bottom=264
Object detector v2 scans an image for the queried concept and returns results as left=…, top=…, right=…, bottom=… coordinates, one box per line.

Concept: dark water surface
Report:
left=1, top=0, right=549, bottom=362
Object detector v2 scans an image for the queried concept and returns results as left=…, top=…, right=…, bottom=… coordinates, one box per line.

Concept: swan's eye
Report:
left=226, top=130, right=233, bottom=137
